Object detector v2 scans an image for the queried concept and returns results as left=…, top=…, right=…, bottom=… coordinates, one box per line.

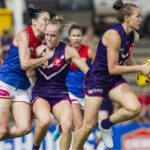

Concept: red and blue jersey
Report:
left=66, top=45, right=90, bottom=98
left=0, top=26, right=42, bottom=90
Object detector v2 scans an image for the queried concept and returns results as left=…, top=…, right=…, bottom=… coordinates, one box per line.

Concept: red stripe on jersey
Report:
left=24, top=26, right=42, bottom=58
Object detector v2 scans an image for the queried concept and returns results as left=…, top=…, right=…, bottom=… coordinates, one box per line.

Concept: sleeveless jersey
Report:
left=66, top=45, right=90, bottom=98
left=85, top=23, right=134, bottom=87
left=32, top=42, right=70, bottom=97
left=0, top=26, right=42, bottom=90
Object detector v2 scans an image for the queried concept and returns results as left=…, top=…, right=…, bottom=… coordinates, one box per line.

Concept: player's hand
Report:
left=140, top=63, right=150, bottom=79
left=41, top=61, right=48, bottom=69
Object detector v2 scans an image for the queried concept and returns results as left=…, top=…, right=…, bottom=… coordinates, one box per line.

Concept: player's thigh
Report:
left=32, top=98, right=51, bottom=122
left=108, top=83, right=141, bottom=110
left=52, top=100, right=73, bottom=124
left=72, top=103, right=83, bottom=128
left=0, top=98, right=11, bottom=128
left=11, top=101, right=31, bottom=127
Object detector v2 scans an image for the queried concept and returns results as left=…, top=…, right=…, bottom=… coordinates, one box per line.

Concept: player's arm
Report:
left=65, top=45, right=89, bottom=74
left=105, top=30, right=149, bottom=75
left=26, top=69, right=37, bottom=87
left=17, top=32, right=50, bottom=70
left=35, top=45, right=47, bottom=57
left=26, top=45, right=48, bottom=86
left=36, top=45, right=49, bottom=69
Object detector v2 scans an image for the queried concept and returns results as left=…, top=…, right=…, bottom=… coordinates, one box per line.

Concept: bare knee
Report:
left=61, top=121, right=72, bottom=133
left=17, top=124, right=32, bottom=136
left=74, top=121, right=83, bottom=131
left=0, top=128, right=8, bottom=140
left=38, top=118, right=51, bottom=129
left=82, top=120, right=97, bottom=134
left=126, top=103, right=142, bottom=117
left=131, top=105, right=141, bottom=116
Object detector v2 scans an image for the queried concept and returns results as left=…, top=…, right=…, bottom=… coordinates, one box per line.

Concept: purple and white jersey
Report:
left=84, top=24, right=134, bottom=96
left=32, top=42, right=70, bottom=98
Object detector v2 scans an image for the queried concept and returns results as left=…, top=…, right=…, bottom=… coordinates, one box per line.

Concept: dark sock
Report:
left=101, top=118, right=115, bottom=129
left=32, top=144, right=40, bottom=150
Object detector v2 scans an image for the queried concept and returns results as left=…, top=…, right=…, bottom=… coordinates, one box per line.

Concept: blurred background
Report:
left=0, top=0, right=150, bottom=150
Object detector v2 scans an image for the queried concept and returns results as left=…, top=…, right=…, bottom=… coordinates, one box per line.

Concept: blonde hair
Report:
left=49, top=15, right=63, bottom=33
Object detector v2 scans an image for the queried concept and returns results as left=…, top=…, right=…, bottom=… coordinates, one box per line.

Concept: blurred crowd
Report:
left=0, top=28, right=12, bottom=67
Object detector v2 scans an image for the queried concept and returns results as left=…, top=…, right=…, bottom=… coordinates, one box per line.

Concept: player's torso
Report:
left=35, top=42, right=69, bottom=89
left=86, top=24, right=135, bottom=84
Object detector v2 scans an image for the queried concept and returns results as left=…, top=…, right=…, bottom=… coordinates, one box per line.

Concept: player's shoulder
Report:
left=103, top=29, right=120, bottom=42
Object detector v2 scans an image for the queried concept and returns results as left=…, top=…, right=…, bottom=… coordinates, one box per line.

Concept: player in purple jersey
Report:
left=73, top=0, right=150, bottom=149
left=31, top=17, right=89, bottom=150
left=52, top=24, right=94, bottom=142
left=0, top=7, right=54, bottom=141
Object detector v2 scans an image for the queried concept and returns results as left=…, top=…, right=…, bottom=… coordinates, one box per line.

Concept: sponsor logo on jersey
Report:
left=88, top=88, right=103, bottom=94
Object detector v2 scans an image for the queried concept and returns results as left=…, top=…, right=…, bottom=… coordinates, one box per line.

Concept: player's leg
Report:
left=52, top=100, right=73, bottom=150
left=0, top=98, right=11, bottom=140
left=52, top=101, right=83, bottom=142
left=97, top=97, right=114, bottom=148
left=69, top=93, right=83, bottom=139
left=52, top=98, right=83, bottom=142
left=0, top=81, right=14, bottom=141
left=4, top=102, right=32, bottom=139
left=95, top=97, right=114, bottom=148
left=98, top=83, right=141, bottom=148
left=32, top=98, right=52, bottom=149
left=72, top=95, right=102, bottom=149
left=2, top=88, right=32, bottom=140
left=72, top=102, right=83, bottom=138
left=101, top=83, right=141, bottom=129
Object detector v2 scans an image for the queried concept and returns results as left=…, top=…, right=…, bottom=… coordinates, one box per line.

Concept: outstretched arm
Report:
left=65, top=45, right=89, bottom=74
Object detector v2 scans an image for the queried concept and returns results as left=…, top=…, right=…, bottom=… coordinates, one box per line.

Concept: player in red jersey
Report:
left=0, top=7, right=55, bottom=141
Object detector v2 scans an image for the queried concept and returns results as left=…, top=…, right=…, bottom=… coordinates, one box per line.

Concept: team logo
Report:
left=53, top=58, right=62, bottom=67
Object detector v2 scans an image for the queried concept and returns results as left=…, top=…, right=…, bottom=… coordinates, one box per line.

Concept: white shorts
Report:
left=0, top=80, right=31, bottom=104
left=68, top=92, right=84, bottom=109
